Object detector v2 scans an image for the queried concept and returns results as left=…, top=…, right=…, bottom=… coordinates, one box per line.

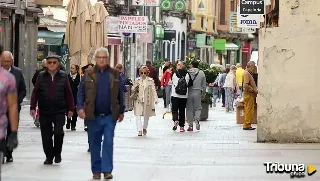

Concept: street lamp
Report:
left=189, top=14, right=196, bottom=24
left=198, top=0, right=205, bottom=11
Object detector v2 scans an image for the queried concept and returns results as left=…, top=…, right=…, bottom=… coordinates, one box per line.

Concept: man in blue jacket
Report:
left=77, top=47, right=125, bottom=180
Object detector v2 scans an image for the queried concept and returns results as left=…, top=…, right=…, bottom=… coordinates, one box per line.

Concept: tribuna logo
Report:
left=264, top=162, right=305, bottom=178
left=240, top=20, right=258, bottom=25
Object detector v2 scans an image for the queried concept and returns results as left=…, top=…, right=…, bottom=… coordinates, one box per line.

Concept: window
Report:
left=230, top=0, right=235, bottom=11
left=220, top=0, right=226, bottom=25
left=201, top=17, right=204, bottom=29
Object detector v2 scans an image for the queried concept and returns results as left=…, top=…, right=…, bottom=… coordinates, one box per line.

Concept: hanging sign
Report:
left=175, top=0, right=185, bottom=11
left=132, top=0, right=159, bottom=6
left=144, top=0, right=159, bottom=6
left=161, top=0, right=172, bottom=10
left=229, top=12, right=256, bottom=33
left=237, top=5, right=260, bottom=28
left=118, top=16, right=148, bottom=33
left=132, top=0, right=145, bottom=5
left=239, top=0, right=265, bottom=15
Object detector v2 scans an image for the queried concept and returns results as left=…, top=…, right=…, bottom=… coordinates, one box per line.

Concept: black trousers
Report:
left=5, top=113, right=19, bottom=158
left=171, top=97, right=187, bottom=127
left=221, top=88, right=226, bottom=105
left=67, top=108, right=78, bottom=128
left=163, top=89, right=167, bottom=107
left=40, top=114, right=65, bottom=160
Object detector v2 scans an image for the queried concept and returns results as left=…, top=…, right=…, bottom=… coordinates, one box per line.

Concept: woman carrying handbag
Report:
left=130, top=66, right=158, bottom=136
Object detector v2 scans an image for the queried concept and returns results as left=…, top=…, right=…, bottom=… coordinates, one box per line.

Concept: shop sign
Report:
left=161, top=0, right=172, bottom=10
left=175, top=0, right=185, bottom=11
left=213, top=39, right=226, bottom=51
left=242, top=42, right=250, bottom=54
left=154, top=25, right=164, bottom=39
left=196, top=34, right=206, bottom=47
left=237, top=5, right=260, bottom=28
left=229, top=12, right=256, bottom=34
left=206, top=36, right=214, bottom=46
left=188, top=39, right=196, bottom=50
left=106, top=16, right=120, bottom=33
left=164, top=30, right=176, bottom=41
left=132, top=0, right=159, bottom=6
left=239, top=0, right=265, bottom=15
left=118, top=16, right=148, bottom=33
left=137, top=25, right=154, bottom=43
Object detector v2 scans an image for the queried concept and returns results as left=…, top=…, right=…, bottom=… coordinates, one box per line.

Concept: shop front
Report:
left=196, top=33, right=214, bottom=63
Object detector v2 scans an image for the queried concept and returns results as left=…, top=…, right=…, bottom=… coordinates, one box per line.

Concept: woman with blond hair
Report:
left=131, top=66, right=158, bottom=136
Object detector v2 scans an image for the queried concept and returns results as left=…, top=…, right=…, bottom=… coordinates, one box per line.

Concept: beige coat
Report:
left=132, top=77, right=158, bottom=118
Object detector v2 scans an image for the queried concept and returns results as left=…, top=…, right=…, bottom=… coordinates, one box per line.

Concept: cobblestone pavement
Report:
left=2, top=100, right=320, bottom=181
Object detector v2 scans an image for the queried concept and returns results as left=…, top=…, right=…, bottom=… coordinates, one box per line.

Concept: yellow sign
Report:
left=307, top=164, right=316, bottom=176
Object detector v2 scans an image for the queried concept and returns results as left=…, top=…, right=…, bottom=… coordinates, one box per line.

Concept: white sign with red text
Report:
left=118, top=16, right=148, bottom=33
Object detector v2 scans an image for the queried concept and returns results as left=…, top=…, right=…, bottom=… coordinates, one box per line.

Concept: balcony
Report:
left=35, top=0, right=63, bottom=6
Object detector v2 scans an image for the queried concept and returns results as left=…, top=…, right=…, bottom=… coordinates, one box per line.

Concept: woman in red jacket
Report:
left=161, top=67, right=173, bottom=112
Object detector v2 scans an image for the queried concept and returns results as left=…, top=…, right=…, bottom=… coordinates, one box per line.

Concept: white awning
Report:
left=225, top=43, right=239, bottom=50
left=47, top=26, right=66, bottom=33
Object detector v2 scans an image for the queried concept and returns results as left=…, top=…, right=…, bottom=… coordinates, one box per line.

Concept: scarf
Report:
left=70, top=73, right=77, bottom=80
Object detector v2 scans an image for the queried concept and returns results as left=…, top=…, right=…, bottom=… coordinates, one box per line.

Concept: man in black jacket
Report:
left=30, top=55, right=74, bottom=165
left=0, top=51, right=26, bottom=162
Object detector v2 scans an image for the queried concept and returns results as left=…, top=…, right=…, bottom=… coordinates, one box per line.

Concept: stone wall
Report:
left=257, top=1, right=320, bottom=142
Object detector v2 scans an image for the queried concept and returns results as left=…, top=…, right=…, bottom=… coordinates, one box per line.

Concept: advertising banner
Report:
left=237, top=5, right=260, bottom=28
left=229, top=12, right=256, bottom=34
left=239, top=0, right=265, bottom=15
left=137, top=25, right=154, bottom=43
left=118, top=16, right=148, bottom=33
left=106, top=16, right=120, bottom=33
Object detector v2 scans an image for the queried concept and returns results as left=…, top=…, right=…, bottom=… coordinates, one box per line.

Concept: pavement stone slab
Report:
left=2, top=100, right=320, bottom=181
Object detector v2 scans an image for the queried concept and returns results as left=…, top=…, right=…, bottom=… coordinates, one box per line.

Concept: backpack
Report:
left=175, top=71, right=188, bottom=95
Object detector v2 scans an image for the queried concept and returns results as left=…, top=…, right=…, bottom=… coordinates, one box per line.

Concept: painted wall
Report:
left=257, top=1, right=320, bottom=142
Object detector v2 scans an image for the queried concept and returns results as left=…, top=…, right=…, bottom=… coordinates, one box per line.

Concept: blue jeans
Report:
left=88, top=115, right=116, bottom=174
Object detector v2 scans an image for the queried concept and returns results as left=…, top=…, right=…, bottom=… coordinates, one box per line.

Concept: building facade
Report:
left=0, top=0, right=41, bottom=99
left=257, top=2, right=319, bottom=142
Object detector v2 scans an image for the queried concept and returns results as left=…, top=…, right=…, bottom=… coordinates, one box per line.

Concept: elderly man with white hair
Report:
left=77, top=47, right=125, bottom=179
left=242, top=61, right=258, bottom=130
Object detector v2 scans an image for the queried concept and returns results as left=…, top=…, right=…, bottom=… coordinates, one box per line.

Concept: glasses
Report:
left=140, top=71, right=147, bottom=75
left=95, top=56, right=108, bottom=60
left=47, top=61, right=58, bottom=65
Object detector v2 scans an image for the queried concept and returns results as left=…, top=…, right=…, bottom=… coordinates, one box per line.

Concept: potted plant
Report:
left=200, top=92, right=213, bottom=121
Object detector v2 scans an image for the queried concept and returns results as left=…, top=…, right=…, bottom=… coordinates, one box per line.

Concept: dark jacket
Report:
left=30, top=70, right=74, bottom=115
left=68, top=73, right=80, bottom=105
left=10, top=66, right=26, bottom=111
left=32, top=67, right=47, bottom=86
left=77, top=66, right=125, bottom=121
left=120, top=72, right=128, bottom=92
left=146, top=65, right=159, bottom=87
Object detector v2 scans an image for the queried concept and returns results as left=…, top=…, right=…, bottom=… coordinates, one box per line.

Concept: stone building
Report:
left=0, top=0, right=41, bottom=99
left=257, top=1, right=319, bottom=142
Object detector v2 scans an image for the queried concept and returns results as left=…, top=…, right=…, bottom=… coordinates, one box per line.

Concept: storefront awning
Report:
left=225, top=43, right=239, bottom=50
left=47, top=26, right=66, bottom=33
left=108, top=37, right=121, bottom=45
left=38, top=30, right=64, bottom=45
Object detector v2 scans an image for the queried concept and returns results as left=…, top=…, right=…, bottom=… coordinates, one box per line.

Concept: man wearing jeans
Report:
left=77, top=47, right=125, bottom=180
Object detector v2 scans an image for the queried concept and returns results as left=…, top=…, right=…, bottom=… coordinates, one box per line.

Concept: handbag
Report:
left=130, top=85, right=139, bottom=100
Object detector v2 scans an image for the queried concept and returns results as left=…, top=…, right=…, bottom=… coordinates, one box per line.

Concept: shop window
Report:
left=219, top=0, right=226, bottom=25
left=201, top=17, right=204, bottom=29
left=230, top=0, right=235, bottom=11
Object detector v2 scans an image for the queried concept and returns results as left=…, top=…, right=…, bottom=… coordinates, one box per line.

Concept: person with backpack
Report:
left=171, top=61, right=193, bottom=132
left=186, top=60, right=207, bottom=131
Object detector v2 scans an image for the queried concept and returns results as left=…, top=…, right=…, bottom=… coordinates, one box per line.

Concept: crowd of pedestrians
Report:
left=0, top=41, right=258, bottom=179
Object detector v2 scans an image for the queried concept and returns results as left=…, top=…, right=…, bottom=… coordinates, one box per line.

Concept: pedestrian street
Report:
left=2, top=100, right=320, bottom=181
